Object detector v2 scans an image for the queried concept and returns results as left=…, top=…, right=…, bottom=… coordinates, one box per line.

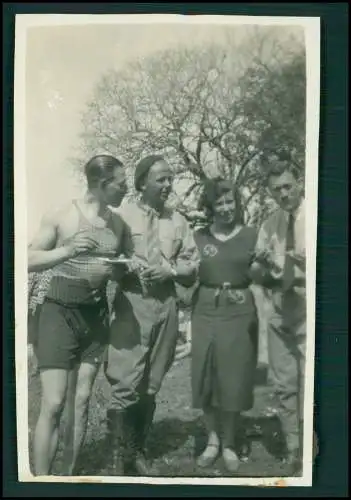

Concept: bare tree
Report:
left=72, top=27, right=306, bottom=226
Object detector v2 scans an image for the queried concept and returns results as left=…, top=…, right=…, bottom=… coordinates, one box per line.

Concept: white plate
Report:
left=97, top=256, right=132, bottom=264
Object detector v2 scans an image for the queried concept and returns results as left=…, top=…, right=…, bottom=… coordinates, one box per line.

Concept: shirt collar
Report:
left=137, top=198, right=166, bottom=218
left=293, top=197, right=305, bottom=219
left=283, top=197, right=305, bottom=220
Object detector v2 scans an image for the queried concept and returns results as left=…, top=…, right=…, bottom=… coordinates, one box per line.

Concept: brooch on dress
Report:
left=203, top=244, right=218, bottom=258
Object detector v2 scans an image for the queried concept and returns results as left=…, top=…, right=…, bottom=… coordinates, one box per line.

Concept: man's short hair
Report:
left=84, top=155, right=124, bottom=188
left=261, top=151, right=300, bottom=183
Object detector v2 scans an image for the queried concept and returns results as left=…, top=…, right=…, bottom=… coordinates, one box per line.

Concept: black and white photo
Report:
left=14, top=14, right=320, bottom=486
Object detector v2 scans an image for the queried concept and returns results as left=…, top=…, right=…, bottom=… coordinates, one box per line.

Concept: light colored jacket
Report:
left=255, top=198, right=306, bottom=313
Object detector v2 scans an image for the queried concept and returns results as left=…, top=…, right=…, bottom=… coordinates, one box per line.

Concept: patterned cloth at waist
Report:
left=46, top=275, right=108, bottom=306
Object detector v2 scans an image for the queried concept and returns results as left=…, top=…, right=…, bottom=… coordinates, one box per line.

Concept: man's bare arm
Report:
left=28, top=211, right=97, bottom=272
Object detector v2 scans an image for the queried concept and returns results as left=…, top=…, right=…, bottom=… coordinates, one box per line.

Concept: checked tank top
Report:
left=46, top=200, right=123, bottom=305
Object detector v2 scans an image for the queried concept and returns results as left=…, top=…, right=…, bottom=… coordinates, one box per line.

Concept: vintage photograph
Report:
left=14, top=14, right=320, bottom=486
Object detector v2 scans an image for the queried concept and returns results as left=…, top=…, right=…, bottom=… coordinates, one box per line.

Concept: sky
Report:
left=24, top=19, right=304, bottom=239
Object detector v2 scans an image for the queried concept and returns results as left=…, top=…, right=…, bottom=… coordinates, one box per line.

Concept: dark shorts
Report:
left=34, top=298, right=109, bottom=371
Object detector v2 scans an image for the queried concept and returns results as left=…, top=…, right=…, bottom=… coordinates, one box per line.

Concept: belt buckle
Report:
left=215, top=282, right=230, bottom=299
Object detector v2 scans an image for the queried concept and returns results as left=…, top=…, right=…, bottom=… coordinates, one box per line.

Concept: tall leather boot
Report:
left=132, top=395, right=156, bottom=476
left=137, top=394, right=156, bottom=450
left=106, top=409, right=125, bottom=476
left=105, top=403, right=145, bottom=476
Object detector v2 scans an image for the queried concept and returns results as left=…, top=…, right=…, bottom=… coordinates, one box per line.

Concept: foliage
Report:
left=72, top=26, right=306, bottom=227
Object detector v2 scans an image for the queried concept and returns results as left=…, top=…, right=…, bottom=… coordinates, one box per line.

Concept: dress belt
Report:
left=200, top=282, right=250, bottom=305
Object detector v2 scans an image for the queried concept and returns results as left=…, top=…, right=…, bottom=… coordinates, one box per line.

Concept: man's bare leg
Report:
left=33, top=369, right=70, bottom=475
left=61, top=362, right=100, bottom=475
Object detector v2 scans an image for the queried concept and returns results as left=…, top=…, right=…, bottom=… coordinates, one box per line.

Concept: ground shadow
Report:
left=242, top=414, right=287, bottom=461
left=148, top=412, right=286, bottom=462
left=147, top=416, right=205, bottom=459
left=147, top=413, right=288, bottom=478
left=73, top=423, right=112, bottom=475
left=64, top=412, right=287, bottom=477
left=75, top=417, right=205, bottom=475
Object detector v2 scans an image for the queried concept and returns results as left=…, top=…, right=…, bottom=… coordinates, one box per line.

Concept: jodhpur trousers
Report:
left=104, top=288, right=179, bottom=410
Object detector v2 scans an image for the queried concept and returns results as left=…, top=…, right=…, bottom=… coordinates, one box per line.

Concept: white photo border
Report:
left=14, top=13, right=320, bottom=487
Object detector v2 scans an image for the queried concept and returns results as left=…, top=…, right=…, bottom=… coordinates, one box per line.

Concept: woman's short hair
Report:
left=84, top=155, right=124, bottom=189
left=199, top=177, right=244, bottom=224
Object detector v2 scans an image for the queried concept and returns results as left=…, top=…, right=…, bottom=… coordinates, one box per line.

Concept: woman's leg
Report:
left=221, top=411, right=241, bottom=472
left=235, top=413, right=251, bottom=462
left=196, top=406, right=221, bottom=467
left=204, top=406, right=221, bottom=446
left=33, top=368, right=69, bottom=475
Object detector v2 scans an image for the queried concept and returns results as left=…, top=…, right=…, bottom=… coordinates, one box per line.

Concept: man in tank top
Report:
left=28, top=155, right=128, bottom=476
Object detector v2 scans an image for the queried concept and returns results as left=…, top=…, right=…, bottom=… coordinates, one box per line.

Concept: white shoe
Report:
left=222, top=447, right=240, bottom=473
left=196, top=443, right=220, bottom=468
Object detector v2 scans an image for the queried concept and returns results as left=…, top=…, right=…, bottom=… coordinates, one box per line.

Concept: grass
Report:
left=28, top=351, right=293, bottom=479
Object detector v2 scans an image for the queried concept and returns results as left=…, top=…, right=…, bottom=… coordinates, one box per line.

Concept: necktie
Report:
left=282, top=212, right=295, bottom=291
left=145, top=208, right=162, bottom=266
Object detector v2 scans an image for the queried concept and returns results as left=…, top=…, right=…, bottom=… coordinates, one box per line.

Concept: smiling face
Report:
left=268, top=169, right=302, bottom=213
left=212, top=190, right=237, bottom=227
left=141, top=160, right=174, bottom=208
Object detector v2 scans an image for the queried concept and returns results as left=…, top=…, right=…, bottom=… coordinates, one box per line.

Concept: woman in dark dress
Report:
left=191, top=179, right=258, bottom=473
